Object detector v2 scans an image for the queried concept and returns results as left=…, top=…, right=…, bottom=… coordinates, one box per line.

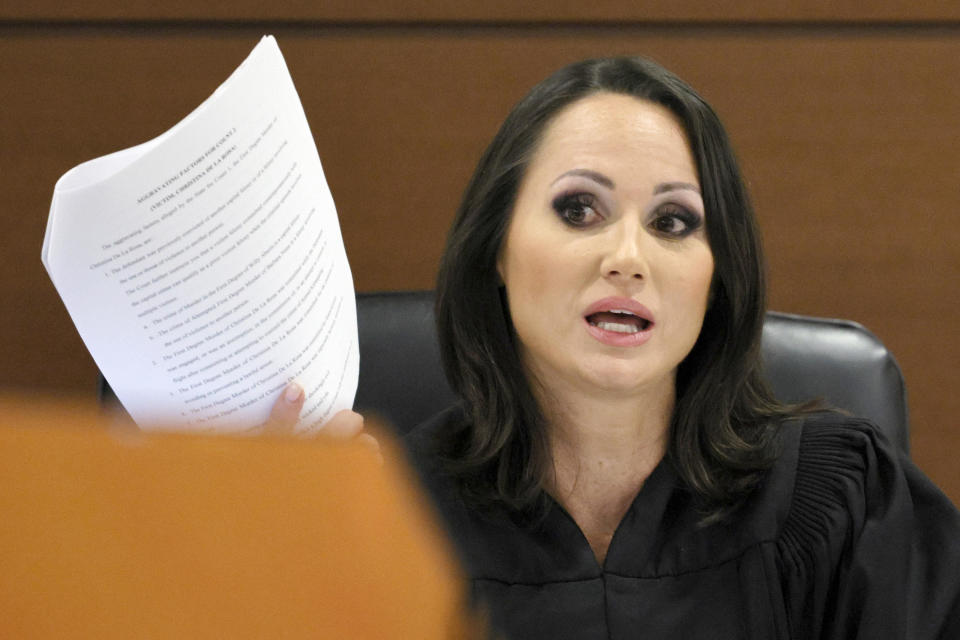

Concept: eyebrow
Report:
left=551, top=169, right=615, bottom=189
left=552, top=170, right=700, bottom=196
left=653, top=181, right=701, bottom=195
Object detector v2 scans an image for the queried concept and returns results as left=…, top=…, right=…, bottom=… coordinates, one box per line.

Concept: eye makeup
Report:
left=547, top=171, right=704, bottom=235
left=548, top=171, right=615, bottom=228
left=648, top=202, right=703, bottom=238
left=645, top=184, right=705, bottom=239
left=553, top=191, right=607, bottom=227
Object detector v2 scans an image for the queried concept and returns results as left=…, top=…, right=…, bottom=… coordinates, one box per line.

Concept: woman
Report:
left=278, top=56, right=959, bottom=637
left=396, top=57, right=960, bottom=638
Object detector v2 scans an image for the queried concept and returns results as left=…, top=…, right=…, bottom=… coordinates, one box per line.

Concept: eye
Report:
left=650, top=203, right=702, bottom=238
left=552, top=192, right=602, bottom=228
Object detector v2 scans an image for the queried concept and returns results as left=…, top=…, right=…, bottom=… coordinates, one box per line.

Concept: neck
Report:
left=533, top=376, right=674, bottom=565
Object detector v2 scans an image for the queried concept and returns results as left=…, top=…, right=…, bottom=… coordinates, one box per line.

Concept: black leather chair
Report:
left=100, top=290, right=910, bottom=453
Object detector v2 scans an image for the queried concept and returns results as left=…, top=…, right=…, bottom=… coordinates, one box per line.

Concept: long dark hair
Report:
left=436, top=57, right=792, bottom=522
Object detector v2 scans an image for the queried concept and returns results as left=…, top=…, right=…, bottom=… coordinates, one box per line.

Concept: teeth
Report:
left=609, top=309, right=636, bottom=316
left=596, top=321, right=640, bottom=334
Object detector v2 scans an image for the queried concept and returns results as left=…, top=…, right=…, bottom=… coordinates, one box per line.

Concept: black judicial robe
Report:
left=405, top=408, right=960, bottom=639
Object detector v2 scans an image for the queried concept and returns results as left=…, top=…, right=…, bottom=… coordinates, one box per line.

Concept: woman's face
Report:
left=498, top=92, right=714, bottom=399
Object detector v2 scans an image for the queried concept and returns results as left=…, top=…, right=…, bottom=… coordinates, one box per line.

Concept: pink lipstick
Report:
left=583, top=297, right=655, bottom=347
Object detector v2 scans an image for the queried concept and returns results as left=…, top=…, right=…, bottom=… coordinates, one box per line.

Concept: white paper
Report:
left=42, top=36, right=358, bottom=434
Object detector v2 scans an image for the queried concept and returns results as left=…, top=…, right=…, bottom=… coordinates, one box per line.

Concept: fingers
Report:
left=262, top=395, right=382, bottom=465
left=324, top=411, right=383, bottom=465
left=263, top=381, right=305, bottom=435
left=357, top=432, right=384, bottom=465
left=322, top=409, right=364, bottom=439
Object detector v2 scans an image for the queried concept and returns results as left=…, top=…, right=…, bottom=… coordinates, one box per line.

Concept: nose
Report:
left=600, top=219, right=647, bottom=282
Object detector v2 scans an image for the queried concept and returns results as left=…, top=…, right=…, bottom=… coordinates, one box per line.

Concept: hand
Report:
left=264, top=381, right=307, bottom=433
left=264, top=382, right=382, bottom=463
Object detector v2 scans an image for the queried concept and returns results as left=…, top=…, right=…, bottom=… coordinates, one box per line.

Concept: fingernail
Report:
left=285, top=382, right=303, bottom=403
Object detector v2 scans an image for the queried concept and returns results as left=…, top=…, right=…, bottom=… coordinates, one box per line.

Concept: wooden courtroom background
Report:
left=1, top=2, right=958, bottom=504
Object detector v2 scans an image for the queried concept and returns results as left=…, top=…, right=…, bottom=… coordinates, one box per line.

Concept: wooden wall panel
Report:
left=3, top=1, right=960, bottom=22
left=1, top=23, right=958, bottom=503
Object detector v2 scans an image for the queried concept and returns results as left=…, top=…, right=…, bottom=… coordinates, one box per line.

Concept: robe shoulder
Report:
left=775, top=412, right=960, bottom=639
left=403, top=408, right=960, bottom=639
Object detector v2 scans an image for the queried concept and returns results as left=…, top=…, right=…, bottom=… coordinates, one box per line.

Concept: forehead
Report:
left=527, top=92, right=698, bottom=186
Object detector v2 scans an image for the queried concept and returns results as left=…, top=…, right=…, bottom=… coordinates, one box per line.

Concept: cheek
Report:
left=663, top=251, right=714, bottom=319
left=501, top=225, right=564, bottom=303
left=690, top=257, right=715, bottom=306
left=688, top=257, right=715, bottom=327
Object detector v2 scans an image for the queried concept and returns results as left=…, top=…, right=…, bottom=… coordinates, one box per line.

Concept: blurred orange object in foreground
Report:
left=0, top=395, right=480, bottom=638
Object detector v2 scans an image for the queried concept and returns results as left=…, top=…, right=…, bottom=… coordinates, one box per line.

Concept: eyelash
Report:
left=650, top=203, right=703, bottom=238
left=551, top=192, right=703, bottom=238
left=552, top=192, right=600, bottom=227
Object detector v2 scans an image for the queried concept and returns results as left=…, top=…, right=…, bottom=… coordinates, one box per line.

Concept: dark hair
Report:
left=435, top=57, right=792, bottom=522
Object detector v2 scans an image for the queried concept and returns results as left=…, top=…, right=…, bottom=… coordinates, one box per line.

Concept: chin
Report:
left=576, top=358, right=673, bottom=396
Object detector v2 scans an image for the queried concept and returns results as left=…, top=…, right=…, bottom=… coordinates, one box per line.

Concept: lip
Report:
left=582, top=296, right=655, bottom=347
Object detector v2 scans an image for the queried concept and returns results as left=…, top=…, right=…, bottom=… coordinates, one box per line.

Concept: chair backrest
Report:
left=100, top=290, right=910, bottom=453
left=760, top=311, right=909, bottom=452
left=353, top=291, right=910, bottom=452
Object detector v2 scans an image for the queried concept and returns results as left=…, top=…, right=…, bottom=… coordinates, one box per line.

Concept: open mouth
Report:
left=585, top=310, right=652, bottom=334
left=582, top=297, right=655, bottom=346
